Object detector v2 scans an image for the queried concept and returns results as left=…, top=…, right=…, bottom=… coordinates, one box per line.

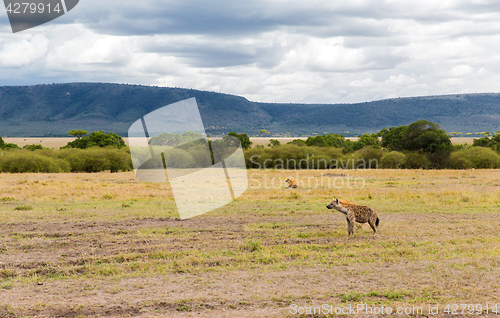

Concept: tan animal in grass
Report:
left=285, top=178, right=298, bottom=188
left=326, top=198, right=379, bottom=237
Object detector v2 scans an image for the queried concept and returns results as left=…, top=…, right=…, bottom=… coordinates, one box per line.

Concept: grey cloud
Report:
left=142, top=39, right=286, bottom=68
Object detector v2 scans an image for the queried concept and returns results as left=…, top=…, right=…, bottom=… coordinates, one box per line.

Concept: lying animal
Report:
left=285, top=178, right=298, bottom=188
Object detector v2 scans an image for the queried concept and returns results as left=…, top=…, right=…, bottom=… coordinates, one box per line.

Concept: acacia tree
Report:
left=228, top=132, right=252, bottom=149
left=67, top=130, right=89, bottom=139
left=63, top=131, right=126, bottom=149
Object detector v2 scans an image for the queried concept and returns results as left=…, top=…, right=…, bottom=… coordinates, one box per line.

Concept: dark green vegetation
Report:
left=66, top=129, right=89, bottom=139
left=245, top=120, right=500, bottom=169
left=62, top=131, right=126, bottom=149
left=0, top=133, right=131, bottom=173
left=1, top=83, right=500, bottom=136
left=228, top=132, right=252, bottom=149
left=0, top=148, right=132, bottom=173
left=0, top=136, right=20, bottom=149
left=1, top=119, right=500, bottom=172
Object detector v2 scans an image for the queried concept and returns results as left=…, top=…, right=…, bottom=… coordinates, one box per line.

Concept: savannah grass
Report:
left=0, top=169, right=499, bottom=316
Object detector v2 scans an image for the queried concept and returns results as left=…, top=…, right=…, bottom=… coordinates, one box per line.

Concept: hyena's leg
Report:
left=346, top=216, right=354, bottom=237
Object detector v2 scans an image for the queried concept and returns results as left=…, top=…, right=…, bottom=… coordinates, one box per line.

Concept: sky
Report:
left=1, top=0, right=500, bottom=103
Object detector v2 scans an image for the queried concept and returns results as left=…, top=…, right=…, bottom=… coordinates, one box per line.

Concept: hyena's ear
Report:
left=335, top=198, right=339, bottom=204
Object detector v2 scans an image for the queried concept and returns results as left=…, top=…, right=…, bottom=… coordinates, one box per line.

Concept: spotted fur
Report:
left=285, top=178, right=298, bottom=188
left=326, top=198, right=379, bottom=237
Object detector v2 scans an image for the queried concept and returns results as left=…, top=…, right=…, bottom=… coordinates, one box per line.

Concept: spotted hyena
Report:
left=326, top=198, right=379, bottom=237
left=285, top=178, right=298, bottom=188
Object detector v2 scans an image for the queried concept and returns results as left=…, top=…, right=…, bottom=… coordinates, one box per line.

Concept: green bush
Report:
left=460, top=147, right=499, bottom=168
left=245, top=144, right=354, bottom=169
left=106, top=148, right=133, bottom=173
left=0, top=150, right=69, bottom=173
left=448, top=151, right=473, bottom=169
left=358, top=147, right=384, bottom=168
left=381, top=151, right=406, bottom=169
left=23, top=144, right=45, bottom=151
left=56, top=148, right=132, bottom=173
left=403, top=152, right=431, bottom=169
left=2, top=143, right=20, bottom=149
left=163, top=148, right=196, bottom=168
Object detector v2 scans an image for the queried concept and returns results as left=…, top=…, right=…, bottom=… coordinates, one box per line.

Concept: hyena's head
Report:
left=285, top=178, right=291, bottom=183
left=326, top=198, right=341, bottom=209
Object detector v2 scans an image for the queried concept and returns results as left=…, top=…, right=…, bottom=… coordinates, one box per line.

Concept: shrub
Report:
left=305, top=134, right=345, bottom=147
left=462, top=147, right=499, bottom=168
left=448, top=152, right=473, bottom=169
left=106, top=148, right=133, bottom=172
left=403, top=152, right=431, bottom=169
left=0, top=150, right=69, bottom=173
left=57, top=148, right=132, bottom=173
left=381, top=151, right=406, bottom=169
left=358, top=147, right=384, bottom=168
left=2, top=143, right=20, bottom=149
left=163, top=148, right=196, bottom=168
left=23, top=144, right=45, bottom=151
left=268, top=139, right=281, bottom=148
left=244, top=144, right=346, bottom=169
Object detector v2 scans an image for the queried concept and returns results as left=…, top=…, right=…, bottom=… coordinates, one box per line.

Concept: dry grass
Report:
left=3, top=137, right=76, bottom=149
left=0, top=169, right=499, bottom=317
left=3, top=136, right=476, bottom=150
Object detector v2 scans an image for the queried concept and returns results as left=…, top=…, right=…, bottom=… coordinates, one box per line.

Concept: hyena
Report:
left=326, top=198, right=380, bottom=237
left=285, top=178, right=298, bottom=188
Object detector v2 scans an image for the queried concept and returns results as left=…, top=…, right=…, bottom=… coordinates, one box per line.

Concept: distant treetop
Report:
left=67, top=130, right=89, bottom=139
left=63, top=131, right=126, bottom=149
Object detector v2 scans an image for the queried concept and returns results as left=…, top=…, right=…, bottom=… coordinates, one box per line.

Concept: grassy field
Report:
left=0, top=169, right=499, bottom=317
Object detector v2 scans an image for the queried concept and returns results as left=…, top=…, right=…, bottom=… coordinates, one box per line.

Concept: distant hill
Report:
left=0, top=83, right=499, bottom=137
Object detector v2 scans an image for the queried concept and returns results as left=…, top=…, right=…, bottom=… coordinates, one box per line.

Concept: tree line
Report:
left=243, top=119, right=500, bottom=169
left=1, top=120, right=500, bottom=173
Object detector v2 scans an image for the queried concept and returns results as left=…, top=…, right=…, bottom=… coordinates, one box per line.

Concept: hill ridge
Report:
left=0, top=83, right=499, bottom=137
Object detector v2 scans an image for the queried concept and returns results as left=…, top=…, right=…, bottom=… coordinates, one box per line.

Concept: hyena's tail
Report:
left=375, top=217, right=380, bottom=227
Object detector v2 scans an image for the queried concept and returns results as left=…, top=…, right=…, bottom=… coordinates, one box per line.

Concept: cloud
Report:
left=2, top=0, right=500, bottom=103
left=0, top=34, right=48, bottom=67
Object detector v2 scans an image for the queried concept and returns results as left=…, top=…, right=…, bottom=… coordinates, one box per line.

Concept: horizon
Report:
left=1, top=81, right=499, bottom=106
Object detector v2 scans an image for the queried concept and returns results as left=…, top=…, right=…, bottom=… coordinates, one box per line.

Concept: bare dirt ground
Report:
left=1, top=169, right=500, bottom=317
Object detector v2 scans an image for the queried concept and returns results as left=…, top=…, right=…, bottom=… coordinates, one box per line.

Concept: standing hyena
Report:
left=326, top=198, right=380, bottom=237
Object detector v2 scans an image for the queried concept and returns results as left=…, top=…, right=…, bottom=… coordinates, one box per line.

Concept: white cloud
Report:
left=2, top=0, right=500, bottom=103
left=0, top=34, right=48, bottom=67
left=450, top=65, right=473, bottom=77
